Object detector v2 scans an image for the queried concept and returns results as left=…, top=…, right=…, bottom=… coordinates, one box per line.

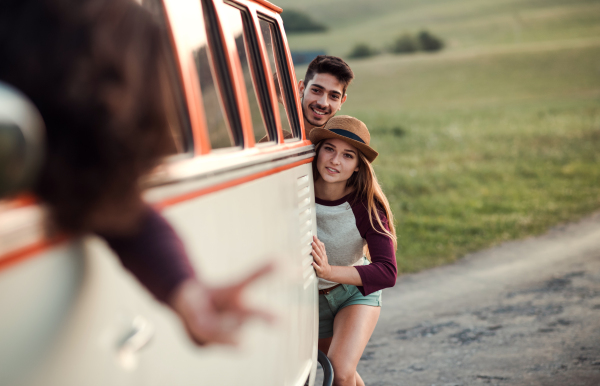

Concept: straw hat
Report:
left=309, top=115, right=378, bottom=162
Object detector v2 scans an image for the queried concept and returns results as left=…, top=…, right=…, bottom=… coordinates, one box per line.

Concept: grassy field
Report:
left=281, top=0, right=600, bottom=272
left=277, top=0, right=600, bottom=56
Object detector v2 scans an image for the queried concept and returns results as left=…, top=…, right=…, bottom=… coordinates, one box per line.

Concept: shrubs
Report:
left=281, top=9, right=326, bottom=33
left=390, top=34, right=419, bottom=54
left=390, top=30, right=444, bottom=55
left=348, top=43, right=378, bottom=59
left=346, top=30, right=444, bottom=60
left=417, top=31, right=444, bottom=52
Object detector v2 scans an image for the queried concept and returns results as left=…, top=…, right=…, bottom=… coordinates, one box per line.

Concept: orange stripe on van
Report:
left=0, top=236, right=67, bottom=272
left=0, top=193, right=37, bottom=210
left=252, top=0, right=282, bottom=14
left=155, top=156, right=313, bottom=209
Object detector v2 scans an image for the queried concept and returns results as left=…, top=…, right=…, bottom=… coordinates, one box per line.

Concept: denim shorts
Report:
left=318, top=284, right=382, bottom=339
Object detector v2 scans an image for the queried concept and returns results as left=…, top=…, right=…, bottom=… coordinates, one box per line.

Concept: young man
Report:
left=298, top=55, right=354, bottom=137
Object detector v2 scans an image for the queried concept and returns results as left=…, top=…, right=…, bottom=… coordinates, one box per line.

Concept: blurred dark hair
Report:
left=303, top=55, right=354, bottom=95
left=0, top=0, right=175, bottom=234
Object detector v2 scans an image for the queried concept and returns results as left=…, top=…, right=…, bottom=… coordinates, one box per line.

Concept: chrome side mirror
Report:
left=0, top=82, right=45, bottom=198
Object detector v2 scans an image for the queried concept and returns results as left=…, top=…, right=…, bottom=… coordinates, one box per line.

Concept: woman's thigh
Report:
left=327, top=304, right=380, bottom=375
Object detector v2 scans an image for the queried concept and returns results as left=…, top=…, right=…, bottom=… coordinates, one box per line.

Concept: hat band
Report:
left=330, top=129, right=366, bottom=144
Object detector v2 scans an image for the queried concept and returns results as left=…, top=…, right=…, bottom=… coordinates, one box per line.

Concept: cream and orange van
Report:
left=0, top=0, right=324, bottom=385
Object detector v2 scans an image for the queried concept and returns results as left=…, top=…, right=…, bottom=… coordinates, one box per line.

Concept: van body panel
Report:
left=1, top=162, right=317, bottom=386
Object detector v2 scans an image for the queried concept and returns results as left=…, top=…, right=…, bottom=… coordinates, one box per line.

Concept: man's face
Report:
left=299, top=73, right=347, bottom=127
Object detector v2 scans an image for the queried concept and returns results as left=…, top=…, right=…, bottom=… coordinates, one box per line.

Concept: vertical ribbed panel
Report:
left=297, top=175, right=314, bottom=288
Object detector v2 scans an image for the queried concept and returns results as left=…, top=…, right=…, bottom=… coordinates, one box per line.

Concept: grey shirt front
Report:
left=316, top=196, right=367, bottom=290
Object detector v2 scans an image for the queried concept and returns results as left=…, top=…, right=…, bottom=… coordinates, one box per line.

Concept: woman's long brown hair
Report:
left=313, top=142, right=397, bottom=256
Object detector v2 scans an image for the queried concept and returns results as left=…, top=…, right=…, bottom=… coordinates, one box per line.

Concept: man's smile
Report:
left=310, top=104, right=330, bottom=116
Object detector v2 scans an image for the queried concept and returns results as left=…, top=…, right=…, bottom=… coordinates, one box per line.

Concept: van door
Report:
left=129, top=0, right=318, bottom=385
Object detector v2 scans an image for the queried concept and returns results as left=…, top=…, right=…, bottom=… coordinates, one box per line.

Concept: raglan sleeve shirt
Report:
left=351, top=201, right=397, bottom=296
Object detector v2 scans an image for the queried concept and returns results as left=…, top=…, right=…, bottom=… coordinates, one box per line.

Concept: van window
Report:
left=258, top=17, right=295, bottom=142
left=194, top=46, right=232, bottom=150
left=142, top=0, right=243, bottom=151
left=221, top=2, right=277, bottom=145
left=140, top=0, right=193, bottom=155
left=200, top=0, right=244, bottom=150
left=257, top=15, right=301, bottom=141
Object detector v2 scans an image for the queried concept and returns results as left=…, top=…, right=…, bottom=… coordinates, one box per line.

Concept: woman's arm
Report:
left=353, top=207, right=397, bottom=295
left=311, top=235, right=363, bottom=286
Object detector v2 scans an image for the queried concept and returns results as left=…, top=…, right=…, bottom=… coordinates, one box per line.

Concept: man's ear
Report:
left=339, top=93, right=348, bottom=110
left=298, top=80, right=305, bottom=95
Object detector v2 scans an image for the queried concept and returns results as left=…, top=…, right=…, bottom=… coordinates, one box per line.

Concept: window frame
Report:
left=201, top=0, right=246, bottom=149
left=143, top=0, right=196, bottom=159
left=256, top=13, right=302, bottom=142
left=222, top=0, right=280, bottom=145
left=157, top=0, right=311, bottom=157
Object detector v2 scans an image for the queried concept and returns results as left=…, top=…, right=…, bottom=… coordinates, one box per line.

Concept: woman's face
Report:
left=316, top=138, right=360, bottom=184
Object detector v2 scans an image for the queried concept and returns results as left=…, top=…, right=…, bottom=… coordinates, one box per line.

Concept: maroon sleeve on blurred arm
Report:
left=101, top=206, right=196, bottom=304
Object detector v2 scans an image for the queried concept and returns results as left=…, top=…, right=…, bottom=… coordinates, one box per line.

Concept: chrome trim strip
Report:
left=145, top=147, right=315, bottom=204
left=147, top=144, right=315, bottom=188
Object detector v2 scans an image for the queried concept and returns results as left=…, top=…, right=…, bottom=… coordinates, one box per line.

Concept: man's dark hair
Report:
left=303, top=55, right=354, bottom=95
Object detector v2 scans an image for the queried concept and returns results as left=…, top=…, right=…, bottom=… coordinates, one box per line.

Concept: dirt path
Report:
left=352, top=212, right=600, bottom=386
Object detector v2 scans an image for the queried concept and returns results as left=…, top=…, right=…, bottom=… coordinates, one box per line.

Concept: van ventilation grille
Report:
left=297, top=175, right=314, bottom=288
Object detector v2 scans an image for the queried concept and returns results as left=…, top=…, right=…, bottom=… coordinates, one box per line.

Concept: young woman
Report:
left=309, top=115, right=397, bottom=386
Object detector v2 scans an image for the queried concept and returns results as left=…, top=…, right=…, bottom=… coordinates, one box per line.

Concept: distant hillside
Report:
left=275, top=0, right=600, bottom=56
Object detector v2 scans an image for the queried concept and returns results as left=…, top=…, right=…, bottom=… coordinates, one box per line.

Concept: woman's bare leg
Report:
left=319, top=337, right=365, bottom=386
left=354, top=371, right=365, bottom=386
left=326, top=305, right=380, bottom=386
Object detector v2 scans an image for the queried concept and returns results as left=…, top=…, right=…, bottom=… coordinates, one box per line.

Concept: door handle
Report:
left=117, top=315, right=154, bottom=370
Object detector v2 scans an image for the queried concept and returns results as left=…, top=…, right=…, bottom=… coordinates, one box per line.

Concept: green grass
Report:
left=373, top=100, right=600, bottom=272
left=281, top=0, right=600, bottom=272
left=276, top=0, right=600, bottom=56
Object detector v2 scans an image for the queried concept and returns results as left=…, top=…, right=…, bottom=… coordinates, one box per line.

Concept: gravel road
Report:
left=318, top=211, right=600, bottom=386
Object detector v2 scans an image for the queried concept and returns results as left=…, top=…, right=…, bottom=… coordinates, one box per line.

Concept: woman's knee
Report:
left=329, top=358, right=357, bottom=385
left=332, top=371, right=356, bottom=386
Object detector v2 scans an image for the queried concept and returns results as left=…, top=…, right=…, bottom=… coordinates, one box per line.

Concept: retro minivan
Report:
left=0, top=0, right=324, bottom=385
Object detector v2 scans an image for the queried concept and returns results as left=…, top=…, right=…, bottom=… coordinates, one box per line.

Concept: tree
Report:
left=348, top=43, right=378, bottom=59
left=281, top=9, right=326, bottom=33
left=390, top=33, right=418, bottom=54
left=418, top=30, right=444, bottom=52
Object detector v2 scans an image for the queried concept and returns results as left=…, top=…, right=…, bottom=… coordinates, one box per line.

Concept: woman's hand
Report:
left=169, top=263, right=274, bottom=346
left=311, top=235, right=332, bottom=280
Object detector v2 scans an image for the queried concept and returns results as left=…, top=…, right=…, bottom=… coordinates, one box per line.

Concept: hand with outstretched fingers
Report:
left=169, top=263, right=275, bottom=346
left=311, top=235, right=332, bottom=281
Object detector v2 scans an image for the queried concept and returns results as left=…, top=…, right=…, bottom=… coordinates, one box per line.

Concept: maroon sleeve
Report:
left=100, top=205, right=196, bottom=304
left=352, top=201, right=397, bottom=296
